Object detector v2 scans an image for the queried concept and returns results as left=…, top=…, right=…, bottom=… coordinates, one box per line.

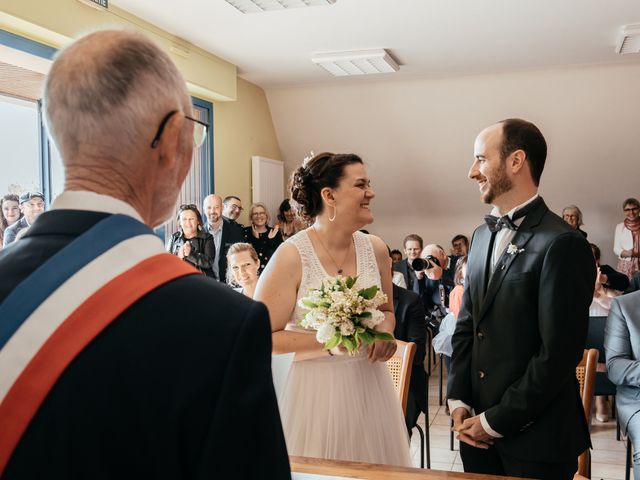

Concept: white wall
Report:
left=266, top=63, right=640, bottom=265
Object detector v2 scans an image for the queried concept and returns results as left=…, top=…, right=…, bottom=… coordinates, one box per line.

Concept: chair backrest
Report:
left=576, top=348, right=599, bottom=478
left=387, top=340, right=416, bottom=416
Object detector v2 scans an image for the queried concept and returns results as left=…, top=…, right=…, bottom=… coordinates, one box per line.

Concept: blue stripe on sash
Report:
left=0, top=215, right=153, bottom=350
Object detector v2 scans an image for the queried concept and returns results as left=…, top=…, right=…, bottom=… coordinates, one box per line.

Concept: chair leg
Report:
left=450, top=419, right=455, bottom=451
left=425, top=412, right=431, bottom=469
left=625, top=438, right=632, bottom=480
left=618, top=418, right=622, bottom=442
left=439, top=354, right=443, bottom=406
left=415, top=424, right=425, bottom=468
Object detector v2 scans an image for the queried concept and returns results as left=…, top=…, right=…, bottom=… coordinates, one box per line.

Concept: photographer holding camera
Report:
left=410, top=244, right=449, bottom=325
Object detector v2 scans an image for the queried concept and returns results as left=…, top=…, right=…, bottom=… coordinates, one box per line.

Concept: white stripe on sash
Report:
left=0, top=234, right=164, bottom=403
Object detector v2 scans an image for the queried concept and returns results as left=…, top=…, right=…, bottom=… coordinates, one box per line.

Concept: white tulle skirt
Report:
left=280, top=351, right=412, bottom=467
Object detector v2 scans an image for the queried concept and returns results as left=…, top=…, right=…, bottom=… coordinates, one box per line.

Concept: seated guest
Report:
left=244, top=202, right=283, bottom=273
left=450, top=234, right=469, bottom=256
left=226, top=243, right=260, bottom=298
left=448, top=255, right=468, bottom=320
left=390, top=250, right=427, bottom=435
left=0, top=193, right=21, bottom=248
left=614, top=197, right=640, bottom=279
left=3, top=191, right=45, bottom=247
left=0, top=29, right=289, bottom=479
left=168, top=204, right=215, bottom=277
left=390, top=249, right=403, bottom=264
left=590, top=243, right=630, bottom=298
left=222, top=195, right=244, bottom=226
left=434, top=255, right=468, bottom=378
left=605, top=291, right=640, bottom=479
left=589, top=243, right=628, bottom=422
left=276, top=199, right=304, bottom=240
left=203, top=194, right=244, bottom=282
left=627, top=271, right=640, bottom=294
left=562, top=204, right=587, bottom=237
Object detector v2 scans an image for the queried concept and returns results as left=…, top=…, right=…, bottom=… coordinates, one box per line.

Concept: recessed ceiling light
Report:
left=311, top=49, right=400, bottom=77
left=616, top=24, right=640, bottom=54
left=224, top=0, right=336, bottom=14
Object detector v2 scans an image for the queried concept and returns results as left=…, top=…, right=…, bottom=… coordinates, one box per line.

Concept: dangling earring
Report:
left=328, top=204, right=337, bottom=222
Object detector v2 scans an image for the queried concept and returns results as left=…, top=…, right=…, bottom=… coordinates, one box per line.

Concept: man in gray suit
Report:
left=605, top=291, right=640, bottom=479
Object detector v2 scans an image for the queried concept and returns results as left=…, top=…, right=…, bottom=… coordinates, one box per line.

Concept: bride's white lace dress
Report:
left=281, top=230, right=412, bottom=466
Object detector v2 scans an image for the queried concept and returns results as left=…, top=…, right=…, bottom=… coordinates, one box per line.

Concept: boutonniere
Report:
left=507, top=243, right=525, bottom=256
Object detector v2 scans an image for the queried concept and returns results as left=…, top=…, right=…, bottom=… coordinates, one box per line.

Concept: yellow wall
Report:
left=214, top=77, right=282, bottom=225
left=0, top=0, right=236, bottom=101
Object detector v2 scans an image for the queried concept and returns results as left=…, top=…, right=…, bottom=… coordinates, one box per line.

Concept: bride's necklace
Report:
left=312, top=226, right=352, bottom=275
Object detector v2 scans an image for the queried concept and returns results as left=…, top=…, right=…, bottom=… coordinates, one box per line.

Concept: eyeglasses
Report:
left=150, top=111, right=209, bottom=149
left=623, top=207, right=639, bottom=213
left=179, top=203, right=198, bottom=210
left=252, top=212, right=267, bottom=217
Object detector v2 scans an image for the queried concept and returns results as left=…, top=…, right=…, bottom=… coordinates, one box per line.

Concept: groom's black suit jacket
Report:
left=0, top=210, right=290, bottom=479
left=447, top=198, right=596, bottom=463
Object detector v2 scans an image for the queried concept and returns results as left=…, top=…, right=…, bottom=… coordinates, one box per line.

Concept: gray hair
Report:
left=562, top=205, right=584, bottom=227
left=44, top=29, right=189, bottom=165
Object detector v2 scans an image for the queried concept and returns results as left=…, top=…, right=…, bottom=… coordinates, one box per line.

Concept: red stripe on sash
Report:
left=0, top=253, right=198, bottom=474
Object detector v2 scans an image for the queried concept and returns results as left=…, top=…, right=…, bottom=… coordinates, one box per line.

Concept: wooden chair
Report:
left=576, top=348, right=599, bottom=478
left=387, top=341, right=428, bottom=468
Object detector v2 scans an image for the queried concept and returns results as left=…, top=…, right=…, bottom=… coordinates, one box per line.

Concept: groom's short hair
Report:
left=498, top=118, right=547, bottom=187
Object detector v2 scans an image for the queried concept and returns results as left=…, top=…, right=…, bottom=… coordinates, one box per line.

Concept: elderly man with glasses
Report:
left=0, top=30, right=289, bottom=479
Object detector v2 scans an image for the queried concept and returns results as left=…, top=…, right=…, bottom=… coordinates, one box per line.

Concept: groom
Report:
left=447, top=119, right=595, bottom=479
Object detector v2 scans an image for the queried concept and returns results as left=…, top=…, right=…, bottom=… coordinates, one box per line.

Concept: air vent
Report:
left=616, top=24, right=640, bottom=54
left=311, top=49, right=399, bottom=77
left=224, top=0, right=335, bottom=14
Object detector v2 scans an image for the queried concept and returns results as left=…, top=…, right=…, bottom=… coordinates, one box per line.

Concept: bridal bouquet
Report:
left=297, top=275, right=394, bottom=354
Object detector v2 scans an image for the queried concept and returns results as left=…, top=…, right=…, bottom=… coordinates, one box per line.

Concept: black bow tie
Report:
left=484, top=215, right=517, bottom=233
left=484, top=197, right=542, bottom=233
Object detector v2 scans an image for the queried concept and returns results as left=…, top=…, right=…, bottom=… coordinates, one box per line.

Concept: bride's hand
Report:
left=367, top=339, right=396, bottom=363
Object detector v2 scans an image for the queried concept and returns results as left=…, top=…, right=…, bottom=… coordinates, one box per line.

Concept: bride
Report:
left=254, top=152, right=412, bottom=466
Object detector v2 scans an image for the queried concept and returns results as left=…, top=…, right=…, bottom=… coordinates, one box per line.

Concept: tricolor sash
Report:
left=0, top=214, right=198, bottom=474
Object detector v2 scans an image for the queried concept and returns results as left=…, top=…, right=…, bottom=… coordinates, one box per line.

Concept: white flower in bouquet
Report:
left=297, top=275, right=394, bottom=354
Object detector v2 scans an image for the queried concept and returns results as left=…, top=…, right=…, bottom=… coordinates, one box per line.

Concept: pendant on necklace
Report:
left=337, top=269, right=343, bottom=274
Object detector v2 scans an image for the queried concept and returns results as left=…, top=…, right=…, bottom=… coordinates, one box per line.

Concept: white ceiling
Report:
left=111, top=0, right=640, bottom=88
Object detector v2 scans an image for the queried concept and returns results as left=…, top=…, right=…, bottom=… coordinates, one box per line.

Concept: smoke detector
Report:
left=616, top=24, right=640, bottom=54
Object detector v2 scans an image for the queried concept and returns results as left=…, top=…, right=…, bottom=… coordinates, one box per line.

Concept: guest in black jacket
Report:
left=390, top=249, right=428, bottom=434
left=168, top=204, right=215, bottom=277
left=244, top=202, right=283, bottom=273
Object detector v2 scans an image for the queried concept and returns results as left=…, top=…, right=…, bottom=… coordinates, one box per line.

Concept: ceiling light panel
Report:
left=224, top=0, right=336, bottom=14
left=616, top=24, right=640, bottom=54
left=311, top=49, right=399, bottom=77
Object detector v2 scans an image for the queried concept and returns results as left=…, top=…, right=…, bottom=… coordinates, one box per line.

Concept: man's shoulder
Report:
left=614, top=290, right=640, bottom=310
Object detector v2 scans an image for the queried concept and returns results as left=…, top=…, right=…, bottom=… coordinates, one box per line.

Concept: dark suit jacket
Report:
left=447, top=198, right=596, bottom=463
left=393, top=284, right=428, bottom=423
left=0, top=210, right=290, bottom=479
left=212, top=217, right=245, bottom=283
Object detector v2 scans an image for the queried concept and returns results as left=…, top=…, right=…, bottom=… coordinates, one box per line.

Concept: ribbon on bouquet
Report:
left=0, top=214, right=198, bottom=474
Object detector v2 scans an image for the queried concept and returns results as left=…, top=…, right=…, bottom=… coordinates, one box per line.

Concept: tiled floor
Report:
left=409, top=358, right=632, bottom=479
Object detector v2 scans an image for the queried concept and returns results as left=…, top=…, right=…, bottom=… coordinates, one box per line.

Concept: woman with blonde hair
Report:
left=226, top=243, right=260, bottom=298
left=243, top=202, right=283, bottom=273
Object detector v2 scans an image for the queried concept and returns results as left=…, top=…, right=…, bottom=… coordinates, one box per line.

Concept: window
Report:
left=0, top=29, right=214, bottom=243
left=0, top=94, right=41, bottom=195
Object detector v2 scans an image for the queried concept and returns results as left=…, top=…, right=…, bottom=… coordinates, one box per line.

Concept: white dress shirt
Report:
left=51, top=191, right=144, bottom=221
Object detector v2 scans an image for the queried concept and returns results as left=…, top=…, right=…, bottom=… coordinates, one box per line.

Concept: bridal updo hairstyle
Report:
left=290, top=152, right=363, bottom=220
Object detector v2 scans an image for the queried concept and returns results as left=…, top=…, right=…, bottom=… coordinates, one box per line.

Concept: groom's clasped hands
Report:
left=451, top=407, right=495, bottom=450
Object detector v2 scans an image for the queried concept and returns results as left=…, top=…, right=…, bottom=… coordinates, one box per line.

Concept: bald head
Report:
left=203, top=194, right=223, bottom=226
left=44, top=29, right=194, bottom=227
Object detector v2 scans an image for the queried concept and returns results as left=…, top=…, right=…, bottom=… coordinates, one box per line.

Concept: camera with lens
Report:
left=411, top=255, right=441, bottom=271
